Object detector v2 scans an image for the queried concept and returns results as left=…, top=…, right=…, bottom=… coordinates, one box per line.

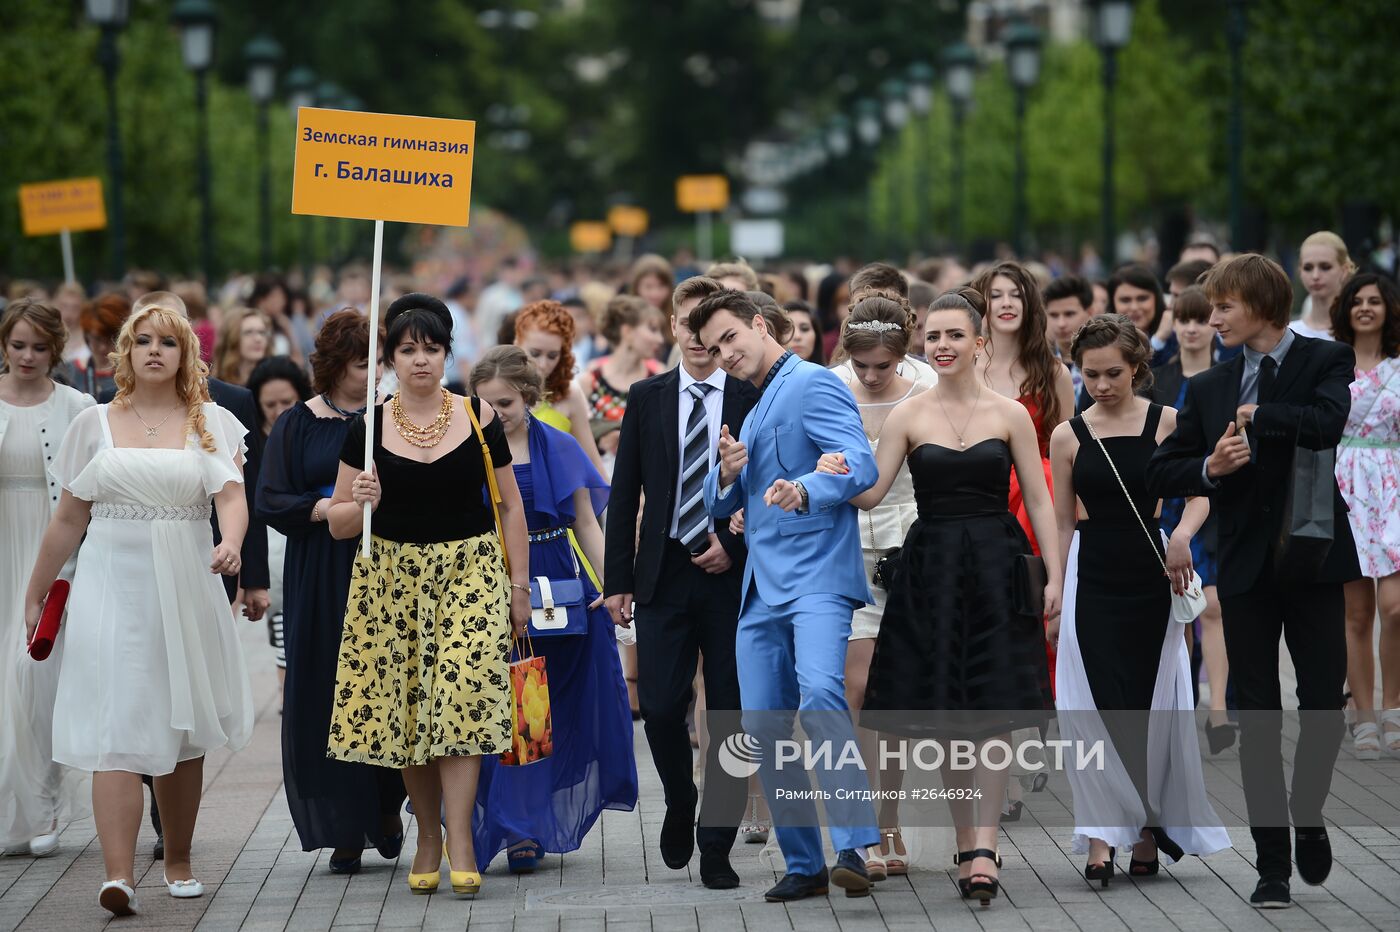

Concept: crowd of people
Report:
left=0, top=230, right=1396, bottom=916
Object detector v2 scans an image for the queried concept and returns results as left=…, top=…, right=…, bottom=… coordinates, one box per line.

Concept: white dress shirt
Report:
left=671, top=365, right=728, bottom=538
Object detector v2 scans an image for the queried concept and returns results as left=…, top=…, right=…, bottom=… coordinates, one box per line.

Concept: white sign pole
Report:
left=697, top=210, right=713, bottom=263
left=360, top=219, right=385, bottom=558
left=59, top=229, right=75, bottom=285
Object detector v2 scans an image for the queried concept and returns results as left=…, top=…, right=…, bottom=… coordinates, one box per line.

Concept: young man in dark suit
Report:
left=1147, top=254, right=1360, bottom=909
left=604, top=276, right=756, bottom=889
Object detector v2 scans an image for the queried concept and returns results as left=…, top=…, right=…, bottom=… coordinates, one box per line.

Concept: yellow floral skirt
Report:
left=327, top=532, right=512, bottom=768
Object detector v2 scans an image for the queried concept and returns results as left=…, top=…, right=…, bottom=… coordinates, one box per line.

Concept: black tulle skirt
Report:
left=862, top=512, right=1053, bottom=739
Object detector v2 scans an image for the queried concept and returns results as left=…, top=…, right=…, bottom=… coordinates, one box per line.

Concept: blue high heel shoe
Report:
left=507, top=839, right=542, bottom=874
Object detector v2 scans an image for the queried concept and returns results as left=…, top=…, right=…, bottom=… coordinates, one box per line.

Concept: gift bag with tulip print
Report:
left=501, top=633, right=554, bottom=766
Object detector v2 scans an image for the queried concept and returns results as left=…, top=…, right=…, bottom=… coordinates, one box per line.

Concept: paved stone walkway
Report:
left=5, top=624, right=1400, bottom=931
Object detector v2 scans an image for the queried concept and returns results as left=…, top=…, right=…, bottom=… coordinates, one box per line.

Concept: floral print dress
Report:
left=1337, top=356, right=1400, bottom=579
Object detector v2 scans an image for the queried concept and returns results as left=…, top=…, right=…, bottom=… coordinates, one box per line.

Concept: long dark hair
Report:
left=1331, top=272, right=1400, bottom=359
left=248, top=355, right=313, bottom=432
left=970, top=261, right=1062, bottom=447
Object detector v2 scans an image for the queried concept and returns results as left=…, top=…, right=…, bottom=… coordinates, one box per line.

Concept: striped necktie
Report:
left=676, top=382, right=715, bottom=551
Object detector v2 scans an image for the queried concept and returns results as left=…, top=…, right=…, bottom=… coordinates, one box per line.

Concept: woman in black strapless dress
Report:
left=1048, top=315, right=1229, bottom=886
left=819, top=293, right=1060, bottom=905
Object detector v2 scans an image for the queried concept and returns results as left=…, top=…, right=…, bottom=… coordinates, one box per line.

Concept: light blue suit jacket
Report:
left=703, top=354, right=877, bottom=610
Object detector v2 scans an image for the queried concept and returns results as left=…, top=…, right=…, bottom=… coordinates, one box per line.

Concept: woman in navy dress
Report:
left=469, top=346, right=638, bottom=873
left=256, top=310, right=406, bottom=872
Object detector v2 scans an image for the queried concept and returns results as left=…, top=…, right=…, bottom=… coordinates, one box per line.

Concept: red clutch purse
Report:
left=28, top=580, right=69, bottom=661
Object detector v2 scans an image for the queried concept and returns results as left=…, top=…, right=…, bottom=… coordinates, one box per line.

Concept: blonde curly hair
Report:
left=112, top=304, right=216, bottom=452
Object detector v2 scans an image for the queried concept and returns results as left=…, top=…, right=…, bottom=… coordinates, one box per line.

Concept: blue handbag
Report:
left=528, top=544, right=588, bottom=636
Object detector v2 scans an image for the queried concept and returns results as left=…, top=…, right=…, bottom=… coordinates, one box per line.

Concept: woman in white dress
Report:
left=24, top=303, right=255, bottom=917
left=828, top=291, right=930, bottom=878
left=0, top=299, right=93, bottom=858
left=1289, top=230, right=1355, bottom=341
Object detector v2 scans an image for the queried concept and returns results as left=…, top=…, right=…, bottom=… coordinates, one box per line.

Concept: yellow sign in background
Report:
left=19, top=177, right=107, bottom=237
left=607, top=205, right=649, bottom=237
left=570, top=222, right=612, bottom=253
left=291, top=107, right=475, bottom=226
left=676, top=175, right=729, bottom=213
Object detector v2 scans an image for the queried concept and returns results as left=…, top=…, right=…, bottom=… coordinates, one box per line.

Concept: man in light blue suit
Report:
left=691, top=290, right=880, bottom=902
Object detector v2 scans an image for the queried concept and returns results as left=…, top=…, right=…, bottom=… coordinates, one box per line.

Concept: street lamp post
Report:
left=881, top=79, right=910, bottom=258
left=1005, top=20, right=1043, bottom=259
left=245, top=36, right=282, bottom=272
left=172, top=0, right=217, bottom=283
left=85, top=0, right=130, bottom=280
left=285, top=67, right=316, bottom=278
left=1226, top=0, right=1247, bottom=251
left=943, top=42, right=976, bottom=257
left=907, top=62, right=935, bottom=252
left=1094, top=0, right=1134, bottom=267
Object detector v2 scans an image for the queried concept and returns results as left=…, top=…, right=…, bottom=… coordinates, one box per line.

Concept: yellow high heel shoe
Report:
left=443, top=840, right=481, bottom=896
left=406, top=839, right=441, bottom=894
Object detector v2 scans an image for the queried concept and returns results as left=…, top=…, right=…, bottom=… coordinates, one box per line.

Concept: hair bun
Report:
left=385, top=293, right=452, bottom=332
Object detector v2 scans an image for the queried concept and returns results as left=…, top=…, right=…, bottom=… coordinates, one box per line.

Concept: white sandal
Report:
left=1353, top=721, right=1381, bottom=760
left=99, top=879, right=138, bottom=916
left=740, top=795, right=769, bottom=844
left=1382, top=710, right=1400, bottom=754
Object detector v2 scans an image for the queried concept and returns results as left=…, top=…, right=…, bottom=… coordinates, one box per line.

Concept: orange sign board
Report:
left=570, top=222, right=612, bottom=253
left=676, top=175, right=729, bottom=213
left=19, top=177, right=107, bottom=237
left=291, top=107, right=475, bottom=226
left=607, top=205, right=649, bottom=237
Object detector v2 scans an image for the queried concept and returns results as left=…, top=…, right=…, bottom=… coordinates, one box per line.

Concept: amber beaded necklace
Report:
left=390, top=388, right=453, bottom=448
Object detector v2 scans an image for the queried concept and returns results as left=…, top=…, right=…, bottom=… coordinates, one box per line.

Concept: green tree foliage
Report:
left=1243, top=0, right=1400, bottom=236
left=868, top=0, right=1214, bottom=255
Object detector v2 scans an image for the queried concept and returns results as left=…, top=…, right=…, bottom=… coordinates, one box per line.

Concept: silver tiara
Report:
left=847, top=320, right=902, bottom=333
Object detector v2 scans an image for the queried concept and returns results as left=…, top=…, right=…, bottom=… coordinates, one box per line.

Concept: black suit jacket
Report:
left=99, top=378, right=270, bottom=600
left=1145, top=335, right=1361, bottom=597
left=604, top=367, right=758, bottom=604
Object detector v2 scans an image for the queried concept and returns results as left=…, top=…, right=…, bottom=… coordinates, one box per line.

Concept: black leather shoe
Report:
left=764, top=868, right=829, bottom=902
left=328, top=853, right=362, bottom=874
left=1250, top=877, right=1291, bottom=908
left=660, top=790, right=697, bottom=869
left=152, top=834, right=164, bottom=861
left=700, top=850, right=740, bottom=890
left=1295, top=828, right=1332, bottom=886
left=830, top=848, right=871, bottom=897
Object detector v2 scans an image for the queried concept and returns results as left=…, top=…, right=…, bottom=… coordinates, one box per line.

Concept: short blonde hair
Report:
left=1300, top=230, right=1358, bottom=276
left=705, top=259, right=759, bottom=290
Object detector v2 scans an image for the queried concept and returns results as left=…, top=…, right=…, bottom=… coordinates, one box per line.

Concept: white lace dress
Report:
left=50, top=403, right=255, bottom=775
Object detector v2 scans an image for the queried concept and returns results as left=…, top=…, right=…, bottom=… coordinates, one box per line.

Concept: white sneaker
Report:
left=28, top=832, right=59, bottom=858
left=164, top=875, right=205, bottom=898
left=99, top=880, right=138, bottom=916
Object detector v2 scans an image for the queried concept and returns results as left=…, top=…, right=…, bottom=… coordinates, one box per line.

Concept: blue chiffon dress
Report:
left=472, top=417, right=638, bottom=870
left=257, top=402, right=406, bottom=851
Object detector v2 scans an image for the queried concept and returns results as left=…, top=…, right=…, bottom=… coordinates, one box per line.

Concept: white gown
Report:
left=0, top=394, right=91, bottom=846
left=50, top=403, right=255, bottom=775
left=1056, top=530, right=1231, bottom=858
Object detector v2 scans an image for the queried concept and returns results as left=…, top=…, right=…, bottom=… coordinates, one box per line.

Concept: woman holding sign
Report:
left=326, top=294, right=530, bottom=898
left=468, top=347, right=637, bottom=875
left=0, top=300, right=93, bottom=858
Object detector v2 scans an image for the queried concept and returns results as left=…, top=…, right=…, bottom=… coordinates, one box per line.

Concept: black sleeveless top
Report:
left=1070, top=403, right=1162, bottom=533
left=340, top=398, right=511, bottom=545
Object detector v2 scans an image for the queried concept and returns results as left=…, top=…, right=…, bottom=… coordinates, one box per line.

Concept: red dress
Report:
left=1010, top=393, right=1058, bottom=689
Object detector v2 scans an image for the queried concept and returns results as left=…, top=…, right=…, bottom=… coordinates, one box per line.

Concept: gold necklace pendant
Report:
left=391, top=389, right=453, bottom=448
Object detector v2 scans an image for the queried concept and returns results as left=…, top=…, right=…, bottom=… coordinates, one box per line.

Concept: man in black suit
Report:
left=108, top=292, right=270, bottom=859
left=1147, top=254, right=1360, bottom=909
left=604, top=276, right=756, bottom=889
